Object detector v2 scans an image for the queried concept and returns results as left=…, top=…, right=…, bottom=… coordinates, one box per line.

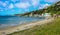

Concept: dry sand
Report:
left=0, top=18, right=54, bottom=35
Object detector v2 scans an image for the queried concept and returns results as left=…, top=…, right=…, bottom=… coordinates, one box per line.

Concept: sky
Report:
left=0, top=0, right=60, bottom=15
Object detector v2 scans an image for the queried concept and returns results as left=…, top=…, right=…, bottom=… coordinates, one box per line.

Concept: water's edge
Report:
left=0, top=16, right=45, bottom=29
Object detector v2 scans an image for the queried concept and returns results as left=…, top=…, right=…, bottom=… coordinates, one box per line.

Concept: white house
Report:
left=42, top=13, right=51, bottom=19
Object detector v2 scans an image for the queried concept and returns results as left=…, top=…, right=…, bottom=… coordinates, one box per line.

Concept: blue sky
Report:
left=0, top=0, right=60, bottom=15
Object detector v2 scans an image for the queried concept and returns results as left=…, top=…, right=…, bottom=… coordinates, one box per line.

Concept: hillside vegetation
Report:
left=15, top=1, right=60, bottom=16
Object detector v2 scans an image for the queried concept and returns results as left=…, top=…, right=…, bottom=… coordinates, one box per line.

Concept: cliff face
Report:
left=15, top=1, right=60, bottom=17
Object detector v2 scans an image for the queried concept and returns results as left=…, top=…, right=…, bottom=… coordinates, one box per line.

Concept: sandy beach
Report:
left=0, top=18, right=54, bottom=35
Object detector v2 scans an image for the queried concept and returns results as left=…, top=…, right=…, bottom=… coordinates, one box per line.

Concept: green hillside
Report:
left=15, top=1, right=60, bottom=17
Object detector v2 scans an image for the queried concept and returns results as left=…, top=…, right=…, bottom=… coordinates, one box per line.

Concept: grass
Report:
left=7, top=18, right=60, bottom=35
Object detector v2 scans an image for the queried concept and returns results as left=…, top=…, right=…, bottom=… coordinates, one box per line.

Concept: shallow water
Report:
left=0, top=16, right=45, bottom=28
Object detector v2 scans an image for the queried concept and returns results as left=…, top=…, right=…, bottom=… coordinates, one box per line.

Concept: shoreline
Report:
left=0, top=18, right=54, bottom=35
left=0, top=19, right=43, bottom=30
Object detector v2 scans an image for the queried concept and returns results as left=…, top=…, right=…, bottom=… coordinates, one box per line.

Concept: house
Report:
left=42, top=13, right=51, bottom=19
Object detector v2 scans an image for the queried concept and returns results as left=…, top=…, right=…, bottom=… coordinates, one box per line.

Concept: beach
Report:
left=0, top=18, right=54, bottom=35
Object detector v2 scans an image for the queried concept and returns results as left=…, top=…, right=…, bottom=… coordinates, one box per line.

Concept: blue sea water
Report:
left=0, top=16, right=45, bottom=28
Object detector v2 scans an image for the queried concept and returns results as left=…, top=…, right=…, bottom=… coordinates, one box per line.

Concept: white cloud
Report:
left=0, top=1, right=7, bottom=7
left=3, top=3, right=7, bottom=7
left=44, top=4, right=50, bottom=7
left=45, top=0, right=60, bottom=3
left=15, top=2, right=31, bottom=8
left=0, top=1, right=9, bottom=7
left=39, top=4, right=50, bottom=9
left=39, top=6, right=43, bottom=9
left=43, top=4, right=50, bottom=8
left=8, top=4, right=14, bottom=9
left=31, top=0, right=40, bottom=6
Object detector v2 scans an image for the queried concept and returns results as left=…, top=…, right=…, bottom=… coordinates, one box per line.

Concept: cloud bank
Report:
left=15, top=2, right=31, bottom=8
left=0, top=0, right=60, bottom=15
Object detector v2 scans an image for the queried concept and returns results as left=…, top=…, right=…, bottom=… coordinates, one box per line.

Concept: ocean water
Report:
left=0, top=16, right=45, bottom=28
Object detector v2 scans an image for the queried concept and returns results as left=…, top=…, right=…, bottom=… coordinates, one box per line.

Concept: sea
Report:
left=0, top=16, right=45, bottom=28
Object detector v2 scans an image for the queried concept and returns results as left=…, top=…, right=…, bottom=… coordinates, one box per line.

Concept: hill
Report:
left=15, top=1, right=60, bottom=17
